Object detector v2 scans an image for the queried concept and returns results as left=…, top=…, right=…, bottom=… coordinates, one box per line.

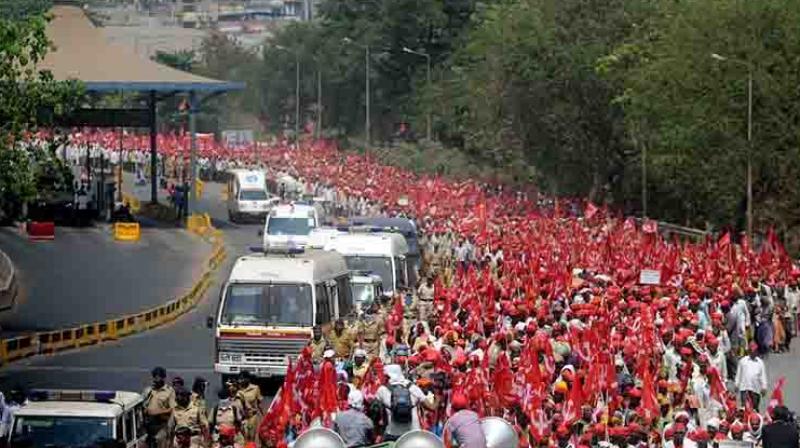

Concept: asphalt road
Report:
left=0, top=225, right=209, bottom=336
left=0, top=179, right=268, bottom=400
left=0, top=178, right=798, bottom=415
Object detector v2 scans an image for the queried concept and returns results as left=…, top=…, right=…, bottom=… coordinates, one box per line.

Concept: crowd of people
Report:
left=31, top=130, right=800, bottom=447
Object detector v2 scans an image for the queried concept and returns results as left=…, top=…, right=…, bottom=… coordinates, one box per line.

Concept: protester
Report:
left=45, top=129, right=800, bottom=448
left=444, top=393, right=486, bottom=448
left=735, top=342, right=768, bottom=410
left=334, top=389, right=374, bottom=447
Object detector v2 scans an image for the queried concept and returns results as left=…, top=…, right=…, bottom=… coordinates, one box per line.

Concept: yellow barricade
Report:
left=114, top=222, right=141, bottom=241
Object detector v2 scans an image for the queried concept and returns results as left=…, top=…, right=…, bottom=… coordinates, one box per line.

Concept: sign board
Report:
left=639, top=269, right=661, bottom=285
left=222, top=129, right=254, bottom=147
left=718, top=441, right=753, bottom=448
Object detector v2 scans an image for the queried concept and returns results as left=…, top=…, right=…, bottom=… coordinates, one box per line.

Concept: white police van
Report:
left=227, top=169, right=277, bottom=223
left=7, top=390, right=146, bottom=448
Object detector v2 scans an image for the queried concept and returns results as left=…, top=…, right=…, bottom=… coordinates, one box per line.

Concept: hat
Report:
left=452, top=393, right=469, bottom=411
left=348, top=389, right=365, bottom=410
left=323, top=349, right=336, bottom=359
left=554, top=381, right=568, bottom=394
left=354, top=348, right=368, bottom=358
left=731, top=422, right=745, bottom=433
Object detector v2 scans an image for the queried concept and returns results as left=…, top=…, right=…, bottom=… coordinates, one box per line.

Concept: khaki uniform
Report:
left=309, top=337, right=328, bottom=363
left=236, top=384, right=263, bottom=442
left=328, top=328, right=355, bottom=359
left=357, top=315, right=384, bottom=357
left=143, top=385, right=176, bottom=448
left=169, top=402, right=209, bottom=447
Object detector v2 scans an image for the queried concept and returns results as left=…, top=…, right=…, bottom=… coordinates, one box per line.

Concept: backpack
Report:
left=390, top=384, right=414, bottom=424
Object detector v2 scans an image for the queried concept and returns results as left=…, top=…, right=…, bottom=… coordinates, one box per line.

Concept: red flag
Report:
left=640, top=366, right=659, bottom=421
left=564, top=375, right=584, bottom=424
left=767, top=376, right=786, bottom=416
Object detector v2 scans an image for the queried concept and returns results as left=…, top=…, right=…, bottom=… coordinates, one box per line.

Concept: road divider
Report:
left=0, top=217, right=226, bottom=365
left=113, top=222, right=141, bottom=241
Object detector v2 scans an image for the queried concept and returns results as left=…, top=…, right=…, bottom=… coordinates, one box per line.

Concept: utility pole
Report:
left=295, top=55, right=300, bottom=145
left=316, top=68, right=322, bottom=139
left=365, top=44, right=371, bottom=147
left=402, top=47, right=432, bottom=141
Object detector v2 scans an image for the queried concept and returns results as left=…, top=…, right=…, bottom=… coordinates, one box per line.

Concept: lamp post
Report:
left=343, top=37, right=371, bottom=147
left=402, top=47, right=432, bottom=142
left=276, top=45, right=301, bottom=144
left=711, top=53, right=753, bottom=237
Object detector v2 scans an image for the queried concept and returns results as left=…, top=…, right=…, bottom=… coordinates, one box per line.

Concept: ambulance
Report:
left=324, top=232, right=409, bottom=295
left=226, top=169, right=276, bottom=223
left=7, top=390, right=145, bottom=448
left=210, top=250, right=352, bottom=379
left=262, top=203, right=319, bottom=252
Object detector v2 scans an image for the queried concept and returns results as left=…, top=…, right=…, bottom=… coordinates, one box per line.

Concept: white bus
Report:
left=211, top=250, right=352, bottom=379
left=226, top=169, right=277, bottom=223
left=262, top=203, right=319, bottom=252
left=8, top=390, right=145, bottom=448
left=324, top=232, right=409, bottom=295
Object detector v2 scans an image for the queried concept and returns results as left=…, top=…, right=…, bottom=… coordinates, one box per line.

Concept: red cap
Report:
left=219, top=425, right=237, bottom=438
left=451, top=393, right=469, bottom=411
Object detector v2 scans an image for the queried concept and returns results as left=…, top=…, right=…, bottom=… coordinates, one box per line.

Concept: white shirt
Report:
left=735, top=355, right=767, bottom=393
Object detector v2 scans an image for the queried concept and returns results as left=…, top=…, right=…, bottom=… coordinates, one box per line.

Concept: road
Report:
left=0, top=180, right=267, bottom=400
left=0, top=226, right=209, bottom=336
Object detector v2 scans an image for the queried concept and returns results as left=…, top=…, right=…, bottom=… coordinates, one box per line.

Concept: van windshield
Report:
left=12, top=415, right=113, bottom=447
left=351, top=283, right=376, bottom=308
left=239, top=189, right=268, bottom=201
left=222, top=283, right=313, bottom=327
left=345, top=256, right=395, bottom=293
left=267, top=217, right=313, bottom=236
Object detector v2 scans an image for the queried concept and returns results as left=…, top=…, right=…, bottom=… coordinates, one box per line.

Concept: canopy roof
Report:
left=38, top=6, right=244, bottom=93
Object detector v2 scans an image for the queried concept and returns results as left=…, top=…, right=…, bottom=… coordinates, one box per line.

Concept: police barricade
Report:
left=28, top=221, right=55, bottom=241
left=114, top=222, right=141, bottom=241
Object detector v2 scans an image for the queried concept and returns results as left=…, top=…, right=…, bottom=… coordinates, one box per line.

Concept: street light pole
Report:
left=316, top=68, right=322, bottom=139
left=711, top=53, right=754, bottom=237
left=365, top=44, right=371, bottom=147
left=295, top=54, right=300, bottom=145
left=402, top=47, right=432, bottom=141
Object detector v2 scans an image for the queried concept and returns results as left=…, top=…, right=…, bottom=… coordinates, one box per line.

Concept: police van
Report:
left=324, top=232, right=409, bottom=296
left=210, top=250, right=352, bottom=379
left=226, top=169, right=277, bottom=223
left=8, top=390, right=146, bottom=448
left=262, top=203, right=319, bottom=252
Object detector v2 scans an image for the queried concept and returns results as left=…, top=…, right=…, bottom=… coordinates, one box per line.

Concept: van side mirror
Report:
left=206, top=316, right=214, bottom=329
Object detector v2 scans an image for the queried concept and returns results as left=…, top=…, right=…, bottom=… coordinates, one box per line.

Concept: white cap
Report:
left=323, top=349, right=336, bottom=359
left=354, top=348, right=368, bottom=358
left=347, top=389, right=364, bottom=410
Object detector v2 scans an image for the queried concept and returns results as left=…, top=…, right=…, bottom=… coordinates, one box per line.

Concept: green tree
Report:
left=612, top=0, right=800, bottom=238
left=0, top=8, right=82, bottom=220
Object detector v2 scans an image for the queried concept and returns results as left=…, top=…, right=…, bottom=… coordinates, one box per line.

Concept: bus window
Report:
left=124, top=410, right=135, bottom=443
left=336, top=276, right=353, bottom=317
left=134, top=405, right=145, bottom=440
left=315, top=283, right=331, bottom=324
left=394, top=258, right=407, bottom=287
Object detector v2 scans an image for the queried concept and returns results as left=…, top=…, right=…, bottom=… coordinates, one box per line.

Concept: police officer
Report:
left=174, top=426, right=193, bottom=448
left=211, top=388, right=242, bottom=441
left=144, top=367, right=177, bottom=448
left=309, top=325, right=328, bottom=363
left=169, top=387, right=209, bottom=448
left=328, top=319, right=355, bottom=359
left=235, top=372, right=264, bottom=442
left=357, top=302, right=385, bottom=357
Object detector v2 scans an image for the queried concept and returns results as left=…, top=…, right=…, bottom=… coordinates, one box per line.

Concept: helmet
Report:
left=481, top=417, right=518, bottom=448
left=293, top=427, right=345, bottom=448
left=394, top=430, right=444, bottom=448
